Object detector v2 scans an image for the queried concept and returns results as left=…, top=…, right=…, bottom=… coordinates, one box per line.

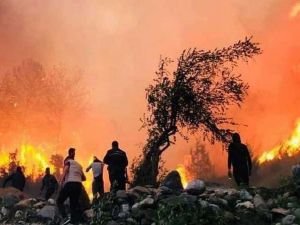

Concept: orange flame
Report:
left=0, top=144, right=93, bottom=198
left=258, top=120, right=300, bottom=164
left=176, top=164, right=189, bottom=188
left=290, top=2, right=300, bottom=18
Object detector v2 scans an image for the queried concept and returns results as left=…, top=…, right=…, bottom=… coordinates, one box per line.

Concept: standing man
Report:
left=57, top=148, right=86, bottom=225
left=228, top=133, right=252, bottom=187
left=86, top=156, right=104, bottom=202
left=40, top=167, right=58, bottom=200
left=103, top=141, right=128, bottom=191
left=2, top=166, right=26, bottom=191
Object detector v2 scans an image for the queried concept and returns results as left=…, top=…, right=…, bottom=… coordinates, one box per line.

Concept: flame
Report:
left=258, top=120, right=300, bottom=164
left=0, top=144, right=94, bottom=199
left=176, top=164, right=189, bottom=188
left=290, top=2, right=300, bottom=18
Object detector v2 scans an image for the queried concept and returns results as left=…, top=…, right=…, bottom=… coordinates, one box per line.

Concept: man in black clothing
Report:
left=3, top=166, right=26, bottom=191
left=103, top=141, right=128, bottom=191
left=40, top=167, right=58, bottom=200
left=228, top=133, right=252, bottom=187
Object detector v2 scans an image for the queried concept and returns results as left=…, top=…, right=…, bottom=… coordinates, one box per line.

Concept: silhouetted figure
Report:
left=2, top=166, right=26, bottom=191
left=103, top=141, right=128, bottom=191
left=86, top=156, right=104, bottom=202
left=40, top=167, right=58, bottom=200
left=57, top=148, right=86, bottom=224
left=228, top=133, right=252, bottom=187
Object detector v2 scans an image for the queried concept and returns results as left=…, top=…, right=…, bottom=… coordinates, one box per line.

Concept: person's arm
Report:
left=86, top=164, right=92, bottom=173
left=60, top=163, right=70, bottom=186
left=228, top=146, right=232, bottom=178
left=40, top=177, right=45, bottom=191
left=103, top=151, right=110, bottom=165
left=246, top=146, right=252, bottom=175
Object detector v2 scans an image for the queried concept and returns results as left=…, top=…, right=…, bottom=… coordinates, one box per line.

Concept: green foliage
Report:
left=156, top=201, right=226, bottom=225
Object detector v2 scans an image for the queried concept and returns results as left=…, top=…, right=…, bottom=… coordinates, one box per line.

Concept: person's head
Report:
left=232, top=133, right=241, bottom=144
left=112, top=141, right=119, bottom=150
left=16, top=166, right=22, bottom=173
left=68, top=148, right=76, bottom=159
left=45, top=167, right=50, bottom=175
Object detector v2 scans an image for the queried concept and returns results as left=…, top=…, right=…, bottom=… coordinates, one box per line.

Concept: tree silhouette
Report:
left=186, top=140, right=215, bottom=180
left=132, top=37, right=261, bottom=186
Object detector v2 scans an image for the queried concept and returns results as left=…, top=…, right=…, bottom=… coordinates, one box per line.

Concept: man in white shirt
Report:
left=57, top=148, right=86, bottom=225
left=86, top=156, right=104, bottom=202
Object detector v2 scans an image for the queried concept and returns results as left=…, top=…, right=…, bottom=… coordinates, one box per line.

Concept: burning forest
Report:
left=0, top=1, right=300, bottom=225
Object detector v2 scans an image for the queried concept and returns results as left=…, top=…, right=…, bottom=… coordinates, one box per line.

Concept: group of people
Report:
left=2, top=140, right=128, bottom=225
left=2, top=134, right=253, bottom=224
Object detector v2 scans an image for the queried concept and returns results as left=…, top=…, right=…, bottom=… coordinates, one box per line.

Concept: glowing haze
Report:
left=0, top=0, right=299, bottom=185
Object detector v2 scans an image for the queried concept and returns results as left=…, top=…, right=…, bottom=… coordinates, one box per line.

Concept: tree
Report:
left=0, top=59, right=87, bottom=145
left=50, top=153, right=64, bottom=179
left=132, top=37, right=261, bottom=186
left=185, top=140, right=215, bottom=180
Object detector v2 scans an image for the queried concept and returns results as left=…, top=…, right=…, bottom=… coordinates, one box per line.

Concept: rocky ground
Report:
left=1, top=169, right=300, bottom=225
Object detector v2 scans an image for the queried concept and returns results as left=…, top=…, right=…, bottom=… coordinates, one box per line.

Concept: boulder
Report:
left=159, top=171, right=183, bottom=192
left=239, top=189, right=253, bottom=201
left=282, top=215, right=296, bottom=225
left=253, top=194, right=267, bottom=211
left=37, top=205, right=57, bottom=220
left=15, top=198, right=36, bottom=209
left=185, top=180, right=206, bottom=195
left=236, top=201, right=254, bottom=209
left=2, top=194, right=20, bottom=208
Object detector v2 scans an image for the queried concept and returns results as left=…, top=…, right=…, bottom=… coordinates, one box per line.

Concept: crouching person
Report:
left=57, top=148, right=86, bottom=225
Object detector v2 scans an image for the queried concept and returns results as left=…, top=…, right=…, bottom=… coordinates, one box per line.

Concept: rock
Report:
left=253, top=194, right=267, bottom=211
left=47, top=198, right=55, bottom=205
left=107, top=221, right=119, bottom=225
left=130, top=186, right=151, bottom=195
left=287, top=202, right=295, bottom=209
left=14, top=210, right=23, bottom=218
left=116, top=190, right=128, bottom=199
left=15, top=198, right=36, bottom=209
left=131, top=203, right=140, bottom=214
left=223, top=211, right=235, bottom=222
left=139, top=197, right=155, bottom=208
left=240, top=189, right=253, bottom=201
left=199, top=200, right=209, bottom=208
left=2, top=194, right=20, bottom=208
left=1, top=206, right=9, bottom=216
left=33, top=201, right=46, bottom=208
left=37, top=205, right=57, bottom=220
left=236, top=201, right=254, bottom=209
left=159, top=170, right=183, bottom=192
left=282, top=215, right=296, bottom=225
left=271, top=208, right=290, bottom=216
left=293, top=208, right=300, bottom=219
left=84, top=209, right=94, bottom=219
left=292, top=164, right=300, bottom=184
left=209, top=204, right=221, bottom=215
left=185, top=180, right=206, bottom=195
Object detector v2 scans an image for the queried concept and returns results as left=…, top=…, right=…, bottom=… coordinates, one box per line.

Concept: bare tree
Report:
left=0, top=59, right=87, bottom=145
left=132, top=37, right=261, bottom=186
left=186, top=140, right=215, bottom=180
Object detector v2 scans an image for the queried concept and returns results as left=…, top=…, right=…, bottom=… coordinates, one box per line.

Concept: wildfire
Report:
left=258, top=120, right=300, bottom=164
left=0, top=144, right=94, bottom=198
left=176, top=164, right=189, bottom=188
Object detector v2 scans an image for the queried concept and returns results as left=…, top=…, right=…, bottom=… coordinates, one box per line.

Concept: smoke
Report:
left=0, top=0, right=299, bottom=179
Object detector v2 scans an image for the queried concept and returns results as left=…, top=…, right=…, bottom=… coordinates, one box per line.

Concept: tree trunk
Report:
left=133, top=150, right=160, bottom=187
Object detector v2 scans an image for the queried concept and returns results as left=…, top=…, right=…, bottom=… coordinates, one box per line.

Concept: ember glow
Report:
left=0, top=144, right=93, bottom=198
left=290, top=2, right=300, bottom=18
left=258, top=120, right=300, bottom=165
left=176, top=164, right=189, bottom=188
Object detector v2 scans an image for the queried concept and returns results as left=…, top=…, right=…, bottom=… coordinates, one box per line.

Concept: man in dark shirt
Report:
left=3, top=166, right=26, bottom=191
left=103, top=141, right=128, bottom=191
left=228, top=133, right=252, bottom=187
left=40, top=167, right=58, bottom=200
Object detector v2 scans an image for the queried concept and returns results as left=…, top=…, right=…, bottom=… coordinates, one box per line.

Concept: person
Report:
left=40, top=167, right=58, bottom=200
left=228, top=133, right=252, bottom=187
left=2, top=166, right=26, bottom=191
left=57, top=148, right=86, bottom=225
left=103, top=141, right=128, bottom=191
left=86, top=156, right=104, bottom=202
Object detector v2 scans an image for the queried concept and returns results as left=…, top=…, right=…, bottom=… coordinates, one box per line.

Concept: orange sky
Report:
left=0, top=0, right=300, bottom=176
